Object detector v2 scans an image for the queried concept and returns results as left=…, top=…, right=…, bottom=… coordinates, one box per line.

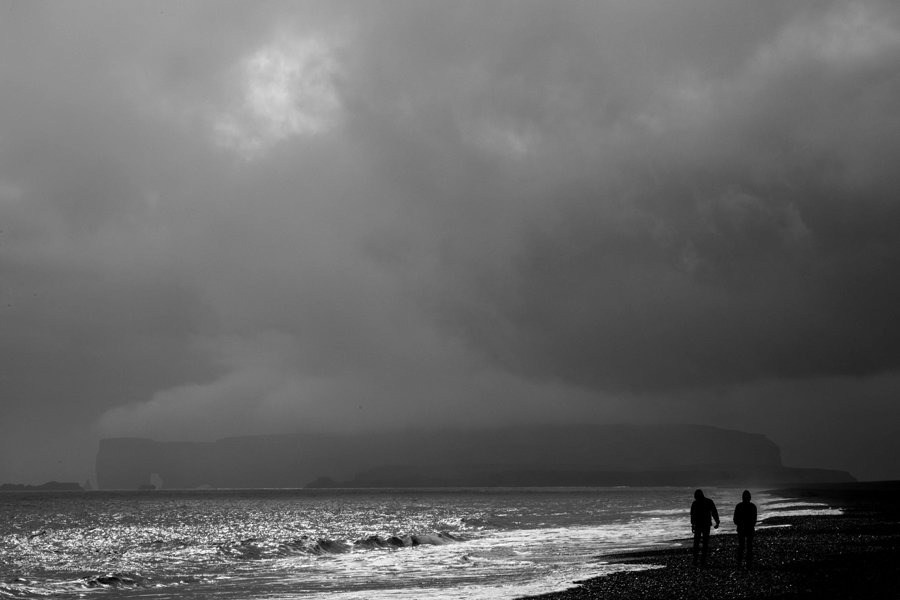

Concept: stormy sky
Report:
left=2, top=0, right=899, bottom=484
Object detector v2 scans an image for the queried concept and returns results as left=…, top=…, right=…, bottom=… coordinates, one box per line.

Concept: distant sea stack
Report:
left=95, top=424, right=854, bottom=490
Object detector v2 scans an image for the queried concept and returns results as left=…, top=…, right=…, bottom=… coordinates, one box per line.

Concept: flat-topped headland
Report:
left=520, top=481, right=900, bottom=600
left=95, top=424, right=852, bottom=489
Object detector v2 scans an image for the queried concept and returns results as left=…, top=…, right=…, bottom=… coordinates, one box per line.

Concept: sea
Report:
left=0, top=487, right=840, bottom=599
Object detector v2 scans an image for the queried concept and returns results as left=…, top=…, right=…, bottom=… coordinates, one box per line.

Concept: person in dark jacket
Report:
left=733, top=489, right=758, bottom=568
left=690, top=489, right=720, bottom=566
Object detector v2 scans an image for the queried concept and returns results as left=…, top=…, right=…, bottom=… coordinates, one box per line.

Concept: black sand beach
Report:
left=521, top=482, right=900, bottom=600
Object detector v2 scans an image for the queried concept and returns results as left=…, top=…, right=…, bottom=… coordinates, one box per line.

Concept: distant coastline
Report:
left=95, top=425, right=854, bottom=490
left=304, top=464, right=855, bottom=489
left=0, top=481, right=83, bottom=492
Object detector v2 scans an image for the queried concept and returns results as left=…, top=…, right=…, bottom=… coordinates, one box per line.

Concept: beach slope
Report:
left=521, top=482, right=900, bottom=600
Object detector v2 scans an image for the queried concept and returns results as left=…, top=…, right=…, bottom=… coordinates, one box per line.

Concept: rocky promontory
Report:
left=95, top=424, right=853, bottom=490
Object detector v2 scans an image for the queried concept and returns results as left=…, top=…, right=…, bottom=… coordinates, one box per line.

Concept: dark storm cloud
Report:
left=342, top=0, right=900, bottom=393
left=1, top=0, right=899, bottom=482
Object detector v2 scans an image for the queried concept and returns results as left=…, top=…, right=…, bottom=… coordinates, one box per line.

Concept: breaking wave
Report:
left=217, top=531, right=463, bottom=560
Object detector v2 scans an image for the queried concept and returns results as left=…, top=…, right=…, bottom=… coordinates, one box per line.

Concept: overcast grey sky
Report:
left=2, top=0, right=899, bottom=484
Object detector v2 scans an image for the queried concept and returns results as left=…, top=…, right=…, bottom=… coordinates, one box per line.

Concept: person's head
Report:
left=742, top=490, right=751, bottom=502
left=694, top=489, right=704, bottom=500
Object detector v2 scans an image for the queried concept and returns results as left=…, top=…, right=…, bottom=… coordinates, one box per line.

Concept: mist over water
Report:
left=0, top=488, right=838, bottom=599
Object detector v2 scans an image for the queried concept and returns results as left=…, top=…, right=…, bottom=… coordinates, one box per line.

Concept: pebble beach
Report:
left=521, top=482, right=900, bottom=600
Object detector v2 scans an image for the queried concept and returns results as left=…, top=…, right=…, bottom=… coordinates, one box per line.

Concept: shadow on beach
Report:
left=521, top=481, right=900, bottom=600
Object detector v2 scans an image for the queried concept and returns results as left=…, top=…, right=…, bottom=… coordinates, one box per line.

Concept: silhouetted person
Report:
left=690, top=489, right=719, bottom=566
left=733, top=489, right=757, bottom=568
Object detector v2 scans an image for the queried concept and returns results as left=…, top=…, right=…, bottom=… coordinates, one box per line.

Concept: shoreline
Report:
left=520, top=481, right=900, bottom=599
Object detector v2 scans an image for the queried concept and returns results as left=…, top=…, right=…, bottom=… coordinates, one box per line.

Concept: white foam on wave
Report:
left=759, top=500, right=843, bottom=518
left=634, top=508, right=685, bottom=516
left=267, top=518, right=677, bottom=600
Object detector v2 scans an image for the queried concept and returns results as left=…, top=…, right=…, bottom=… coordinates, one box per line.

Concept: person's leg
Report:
left=737, top=532, right=745, bottom=565
left=700, top=528, right=710, bottom=565
left=746, top=533, right=753, bottom=568
left=693, top=530, right=701, bottom=565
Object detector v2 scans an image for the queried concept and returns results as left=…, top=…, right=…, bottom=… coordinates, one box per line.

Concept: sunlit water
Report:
left=0, top=487, right=839, bottom=599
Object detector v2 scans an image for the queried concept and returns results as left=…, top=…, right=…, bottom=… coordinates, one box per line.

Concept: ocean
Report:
left=0, top=487, right=839, bottom=599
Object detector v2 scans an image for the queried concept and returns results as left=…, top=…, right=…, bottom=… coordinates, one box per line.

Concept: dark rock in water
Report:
left=313, top=539, right=349, bottom=553
left=354, top=535, right=388, bottom=548
left=84, top=574, right=138, bottom=588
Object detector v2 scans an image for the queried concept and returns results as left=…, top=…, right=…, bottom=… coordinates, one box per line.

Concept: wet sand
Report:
left=521, top=482, right=900, bottom=599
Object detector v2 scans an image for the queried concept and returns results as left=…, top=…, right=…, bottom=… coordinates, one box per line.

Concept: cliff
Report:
left=95, top=424, right=852, bottom=489
left=317, top=464, right=854, bottom=488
